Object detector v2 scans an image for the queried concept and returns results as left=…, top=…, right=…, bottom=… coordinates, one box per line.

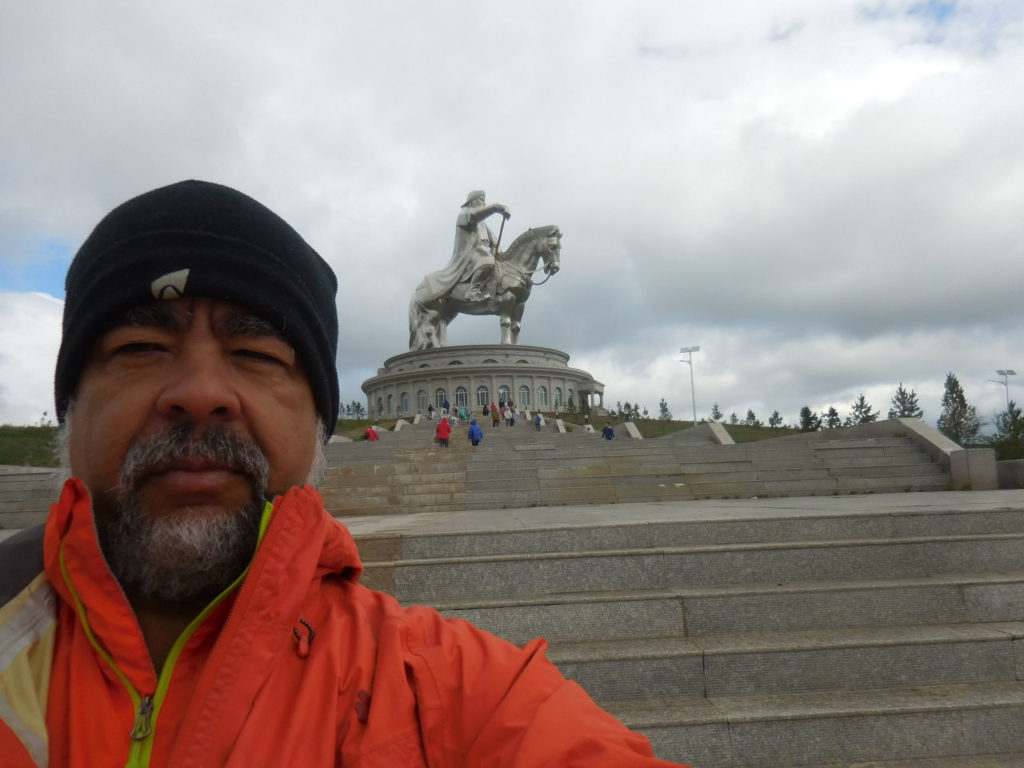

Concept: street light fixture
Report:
left=992, top=369, right=1017, bottom=408
left=679, top=346, right=700, bottom=426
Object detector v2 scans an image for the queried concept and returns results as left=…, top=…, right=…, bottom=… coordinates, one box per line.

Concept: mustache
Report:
left=118, top=423, right=270, bottom=499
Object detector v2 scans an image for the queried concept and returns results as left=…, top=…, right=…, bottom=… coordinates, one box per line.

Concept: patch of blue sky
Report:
left=908, top=0, right=957, bottom=23
left=0, top=236, right=72, bottom=297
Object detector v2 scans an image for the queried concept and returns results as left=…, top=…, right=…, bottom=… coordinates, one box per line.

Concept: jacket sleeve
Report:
left=402, top=610, right=688, bottom=767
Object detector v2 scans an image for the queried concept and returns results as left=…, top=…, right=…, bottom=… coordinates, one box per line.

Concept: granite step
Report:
left=405, top=573, right=1024, bottom=645
left=613, top=682, right=1024, bottom=768
left=775, top=755, right=1024, bottom=768
left=368, top=506, right=1024, bottom=559
left=546, top=622, right=1023, bottom=703
left=369, top=535, right=1024, bottom=602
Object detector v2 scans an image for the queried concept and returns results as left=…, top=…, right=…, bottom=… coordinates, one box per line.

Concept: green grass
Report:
left=0, top=426, right=60, bottom=467
left=559, top=417, right=797, bottom=441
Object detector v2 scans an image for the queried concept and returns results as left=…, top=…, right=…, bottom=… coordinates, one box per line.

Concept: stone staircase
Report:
left=354, top=493, right=1024, bottom=767
left=0, top=420, right=971, bottom=528
left=318, top=419, right=955, bottom=517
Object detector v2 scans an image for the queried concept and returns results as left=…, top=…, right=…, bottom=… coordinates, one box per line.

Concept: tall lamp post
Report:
left=992, top=369, right=1017, bottom=408
left=679, top=346, right=700, bottom=426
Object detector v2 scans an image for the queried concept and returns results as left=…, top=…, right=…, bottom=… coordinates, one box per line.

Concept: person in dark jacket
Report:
left=602, top=423, right=615, bottom=440
left=467, top=418, right=484, bottom=446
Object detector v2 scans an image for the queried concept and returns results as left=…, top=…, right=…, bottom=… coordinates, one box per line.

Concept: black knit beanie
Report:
left=55, top=180, right=339, bottom=437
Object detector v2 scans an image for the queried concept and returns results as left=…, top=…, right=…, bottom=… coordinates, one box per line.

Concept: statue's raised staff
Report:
left=408, top=190, right=560, bottom=350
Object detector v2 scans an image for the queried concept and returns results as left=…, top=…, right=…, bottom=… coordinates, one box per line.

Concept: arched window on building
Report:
left=537, top=386, right=549, bottom=408
left=455, top=387, right=468, bottom=407
left=476, top=385, right=490, bottom=406
left=376, top=398, right=384, bottom=416
left=400, top=391, right=410, bottom=414
left=386, top=394, right=394, bottom=415
left=435, top=389, right=447, bottom=409
left=568, top=389, right=575, bottom=409
left=554, top=387, right=564, bottom=408
left=417, top=390, right=427, bottom=412
left=498, top=386, right=511, bottom=405
left=518, top=385, right=531, bottom=407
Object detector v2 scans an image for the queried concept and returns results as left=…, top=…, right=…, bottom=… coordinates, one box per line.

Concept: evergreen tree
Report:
left=798, top=406, right=821, bottom=432
left=824, top=406, right=841, bottom=429
left=937, top=372, right=983, bottom=445
left=658, top=398, right=672, bottom=421
left=845, top=394, right=878, bottom=426
left=768, top=410, right=783, bottom=428
left=729, top=412, right=739, bottom=425
left=743, top=409, right=761, bottom=426
left=709, top=403, right=723, bottom=422
left=988, top=400, right=1024, bottom=460
left=888, top=383, right=924, bottom=419
left=565, top=397, right=577, bottom=416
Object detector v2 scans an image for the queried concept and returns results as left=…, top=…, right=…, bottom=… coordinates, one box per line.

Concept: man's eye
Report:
left=234, top=348, right=287, bottom=366
left=112, top=342, right=165, bottom=356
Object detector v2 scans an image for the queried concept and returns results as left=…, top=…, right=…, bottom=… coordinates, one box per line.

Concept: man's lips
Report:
left=140, top=462, right=247, bottom=493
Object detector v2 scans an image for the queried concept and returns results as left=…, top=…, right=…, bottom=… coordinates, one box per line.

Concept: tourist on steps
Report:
left=468, top=418, right=484, bottom=447
left=436, top=415, right=452, bottom=447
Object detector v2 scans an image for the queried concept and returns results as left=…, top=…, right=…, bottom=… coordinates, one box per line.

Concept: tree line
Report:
left=642, top=373, right=1022, bottom=461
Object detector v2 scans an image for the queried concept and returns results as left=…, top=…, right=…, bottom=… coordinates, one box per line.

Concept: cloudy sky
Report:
left=1, top=1, right=1022, bottom=429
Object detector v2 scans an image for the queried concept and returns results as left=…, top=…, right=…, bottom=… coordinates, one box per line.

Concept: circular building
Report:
left=361, top=344, right=605, bottom=418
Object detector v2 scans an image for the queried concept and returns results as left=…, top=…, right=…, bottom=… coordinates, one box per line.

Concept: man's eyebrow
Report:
left=222, top=312, right=287, bottom=340
left=108, top=304, right=182, bottom=331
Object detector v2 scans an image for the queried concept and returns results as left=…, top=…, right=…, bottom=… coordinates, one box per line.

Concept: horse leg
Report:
left=499, top=312, right=511, bottom=345
left=509, top=300, right=526, bottom=345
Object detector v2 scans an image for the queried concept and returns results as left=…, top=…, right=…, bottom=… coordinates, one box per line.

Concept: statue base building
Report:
left=361, top=344, right=604, bottom=419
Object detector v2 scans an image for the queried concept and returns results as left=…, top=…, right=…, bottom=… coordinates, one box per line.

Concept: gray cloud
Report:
left=1, top=1, right=1022, bottom=429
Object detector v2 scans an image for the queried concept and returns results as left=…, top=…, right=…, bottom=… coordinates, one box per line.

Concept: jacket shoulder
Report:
left=0, top=525, right=45, bottom=607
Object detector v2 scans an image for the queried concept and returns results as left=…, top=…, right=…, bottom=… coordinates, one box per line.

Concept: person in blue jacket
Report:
left=602, top=423, right=615, bottom=440
left=468, top=418, right=484, bottom=447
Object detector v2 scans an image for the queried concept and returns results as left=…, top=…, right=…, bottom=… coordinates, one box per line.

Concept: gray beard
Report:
left=94, top=424, right=270, bottom=604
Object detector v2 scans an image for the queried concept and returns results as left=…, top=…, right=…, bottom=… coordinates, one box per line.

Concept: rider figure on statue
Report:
left=453, top=190, right=511, bottom=302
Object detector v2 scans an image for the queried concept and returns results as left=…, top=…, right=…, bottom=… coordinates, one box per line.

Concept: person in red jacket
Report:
left=364, top=424, right=380, bottom=441
left=0, top=181, right=687, bottom=767
left=435, top=415, right=452, bottom=447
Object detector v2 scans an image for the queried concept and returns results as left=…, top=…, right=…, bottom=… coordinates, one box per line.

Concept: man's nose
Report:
left=155, top=345, right=242, bottom=424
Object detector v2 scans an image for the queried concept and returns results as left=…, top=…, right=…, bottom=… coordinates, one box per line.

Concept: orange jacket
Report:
left=0, top=478, right=686, bottom=767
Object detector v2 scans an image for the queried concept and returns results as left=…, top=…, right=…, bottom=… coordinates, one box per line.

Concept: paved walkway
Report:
left=9, top=489, right=1024, bottom=545
left=340, top=489, right=1024, bottom=538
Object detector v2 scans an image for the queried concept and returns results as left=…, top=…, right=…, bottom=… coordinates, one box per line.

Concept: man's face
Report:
left=66, top=297, right=319, bottom=600
left=69, top=297, right=318, bottom=508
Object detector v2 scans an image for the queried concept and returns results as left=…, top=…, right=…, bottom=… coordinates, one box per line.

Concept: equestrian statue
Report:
left=408, top=190, right=561, bottom=350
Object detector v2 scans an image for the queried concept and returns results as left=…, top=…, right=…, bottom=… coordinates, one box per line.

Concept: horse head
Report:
left=539, top=226, right=561, bottom=276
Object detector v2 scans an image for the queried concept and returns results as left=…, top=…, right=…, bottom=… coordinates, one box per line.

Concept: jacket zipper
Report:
left=131, top=695, right=154, bottom=740
left=58, top=500, right=277, bottom=767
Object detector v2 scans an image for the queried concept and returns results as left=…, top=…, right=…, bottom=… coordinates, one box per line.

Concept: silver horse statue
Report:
left=409, top=225, right=561, bottom=350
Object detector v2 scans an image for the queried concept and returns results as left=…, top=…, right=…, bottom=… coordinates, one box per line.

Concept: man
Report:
left=454, top=190, right=510, bottom=301
left=0, top=180, right=685, bottom=767
left=603, top=423, right=616, bottom=440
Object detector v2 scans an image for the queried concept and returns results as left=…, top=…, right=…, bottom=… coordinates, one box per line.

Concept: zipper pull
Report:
left=131, top=695, right=154, bottom=740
